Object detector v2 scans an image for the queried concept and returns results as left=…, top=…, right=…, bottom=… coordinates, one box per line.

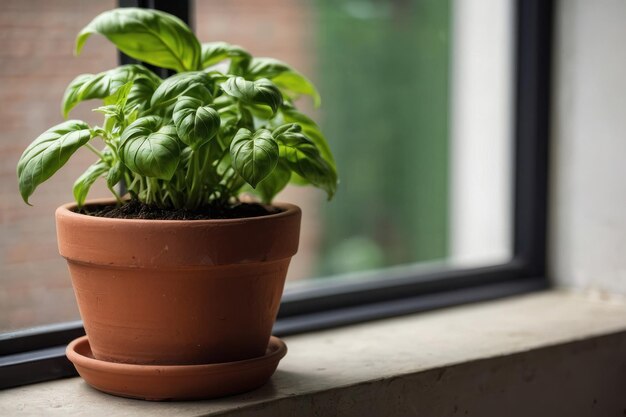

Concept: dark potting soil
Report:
left=79, top=200, right=281, bottom=220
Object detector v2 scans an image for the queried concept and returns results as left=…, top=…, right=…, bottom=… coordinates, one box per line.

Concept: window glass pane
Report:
left=195, top=0, right=514, bottom=283
left=0, top=0, right=116, bottom=332
left=0, top=0, right=514, bottom=333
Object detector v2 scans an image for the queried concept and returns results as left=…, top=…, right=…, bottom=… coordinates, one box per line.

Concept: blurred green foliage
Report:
left=315, top=0, right=450, bottom=276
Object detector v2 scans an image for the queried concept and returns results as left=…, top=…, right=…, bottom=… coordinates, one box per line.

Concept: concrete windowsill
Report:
left=2, top=290, right=626, bottom=416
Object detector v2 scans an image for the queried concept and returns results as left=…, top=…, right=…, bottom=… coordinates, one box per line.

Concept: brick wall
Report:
left=0, top=0, right=321, bottom=332
left=0, top=0, right=117, bottom=332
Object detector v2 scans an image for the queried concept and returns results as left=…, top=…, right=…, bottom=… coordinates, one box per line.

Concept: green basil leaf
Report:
left=62, top=65, right=161, bottom=117
left=271, top=123, right=308, bottom=185
left=120, top=116, right=181, bottom=180
left=255, top=160, right=291, bottom=204
left=106, top=160, right=124, bottom=190
left=93, top=105, right=118, bottom=118
left=61, top=74, right=92, bottom=118
left=93, top=82, right=138, bottom=135
left=17, top=120, right=93, bottom=204
left=221, top=77, right=283, bottom=116
left=76, top=8, right=201, bottom=72
left=247, top=58, right=320, bottom=107
left=201, top=42, right=251, bottom=72
left=273, top=72, right=321, bottom=107
left=103, top=81, right=134, bottom=107
left=272, top=122, right=301, bottom=137
left=150, top=72, right=213, bottom=109
left=281, top=108, right=336, bottom=168
left=246, top=58, right=292, bottom=79
left=73, top=159, right=109, bottom=207
left=214, top=98, right=241, bottom=131
left=173, top=96, right=220, bottom=149
left=275, top=127, right=337, bottom=199
left=126, top=76, right=160, bottom=112
left=230, top=128, right=279, bottom=188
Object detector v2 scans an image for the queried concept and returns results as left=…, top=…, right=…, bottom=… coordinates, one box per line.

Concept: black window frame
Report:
left=0, top=0, right=553, bottom=389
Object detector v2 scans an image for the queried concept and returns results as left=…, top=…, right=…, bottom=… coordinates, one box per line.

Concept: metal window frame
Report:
left=0, top=0, right=553, bottom=390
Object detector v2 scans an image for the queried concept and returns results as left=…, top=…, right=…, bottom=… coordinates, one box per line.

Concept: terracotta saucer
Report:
left=66, top=335, right=287, bottom=401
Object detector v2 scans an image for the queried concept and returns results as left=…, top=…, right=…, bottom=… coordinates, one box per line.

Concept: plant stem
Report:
left=85, top=143, right=105, bottom=159
left=145, top=177, right=152, bottom=205
left=107, top=183, right=124, bottom=205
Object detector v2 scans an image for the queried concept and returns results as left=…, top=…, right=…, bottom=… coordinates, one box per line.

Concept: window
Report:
left=0, top=1, right=117, bottom=334
left=194, top=0, right=513, bottom=284
left=0, top=0, right=552, bottom=388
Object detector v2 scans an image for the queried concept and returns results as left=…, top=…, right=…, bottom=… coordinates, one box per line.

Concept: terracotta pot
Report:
left=66, top=335, right=288, bottom=401
left=56, top=199, right=300, bottom=365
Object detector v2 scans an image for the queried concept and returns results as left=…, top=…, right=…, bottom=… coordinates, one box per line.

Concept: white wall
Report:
left=450, top=0, right=513, bottom=266
left=551, top=0, right=626, bottom=293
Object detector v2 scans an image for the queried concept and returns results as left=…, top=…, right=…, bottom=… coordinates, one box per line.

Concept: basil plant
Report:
left=17, top=8, right=337, bottom=210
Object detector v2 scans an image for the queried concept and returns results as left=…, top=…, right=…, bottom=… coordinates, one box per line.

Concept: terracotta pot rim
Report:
left=56, top=198, right=301, bottom=268
left=57, top=198, right=300, bottom=226
left=66, top=335, right=287, bottom=375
